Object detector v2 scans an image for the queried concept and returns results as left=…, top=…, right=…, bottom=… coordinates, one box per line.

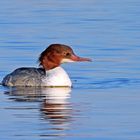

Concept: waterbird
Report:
left=2, top=44, right=91, bottom=87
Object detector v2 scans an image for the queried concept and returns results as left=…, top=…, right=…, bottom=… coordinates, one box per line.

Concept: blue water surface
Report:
left=0, top=0, right=140, bottom=140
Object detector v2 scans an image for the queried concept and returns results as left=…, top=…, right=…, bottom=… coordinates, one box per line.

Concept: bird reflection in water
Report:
left=4, top=86, right=72, bottom=135
left=41, top=88, right=72, bottom=130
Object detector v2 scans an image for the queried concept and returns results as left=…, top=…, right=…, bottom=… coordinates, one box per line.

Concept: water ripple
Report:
left=75, top=78, right=140, bottom=89
left=92, top=78, right=140, bottom=89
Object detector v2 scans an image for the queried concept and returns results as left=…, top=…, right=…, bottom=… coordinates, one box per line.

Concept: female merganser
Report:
left=2, top=44, right=91, bottom=87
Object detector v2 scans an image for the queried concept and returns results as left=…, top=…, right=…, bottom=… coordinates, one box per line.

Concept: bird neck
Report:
left=42, top=66, right=72, bottom=87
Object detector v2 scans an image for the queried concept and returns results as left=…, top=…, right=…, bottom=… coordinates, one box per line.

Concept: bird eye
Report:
left=66, top=52, right=70, bottom=56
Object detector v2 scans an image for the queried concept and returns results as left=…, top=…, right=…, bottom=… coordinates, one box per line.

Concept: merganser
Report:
left=2, top=44, right=91, bottom=87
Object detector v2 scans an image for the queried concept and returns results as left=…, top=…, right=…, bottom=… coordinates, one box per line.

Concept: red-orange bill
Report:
left=70, top=54, right=92, bottom=62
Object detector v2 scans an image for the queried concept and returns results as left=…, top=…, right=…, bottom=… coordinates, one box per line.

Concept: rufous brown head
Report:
left=39, top=44, right=92, bottom=70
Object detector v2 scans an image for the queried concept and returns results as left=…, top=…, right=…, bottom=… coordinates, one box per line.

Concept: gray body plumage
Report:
left=2, top=67, right=46, bottom=86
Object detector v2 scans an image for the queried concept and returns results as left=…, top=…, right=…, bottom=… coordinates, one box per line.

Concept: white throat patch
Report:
left=61, top=58, right=74, bottom=63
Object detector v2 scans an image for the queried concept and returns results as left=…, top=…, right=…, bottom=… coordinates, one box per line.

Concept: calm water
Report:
left=0, top=0, right=140, bottom=140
